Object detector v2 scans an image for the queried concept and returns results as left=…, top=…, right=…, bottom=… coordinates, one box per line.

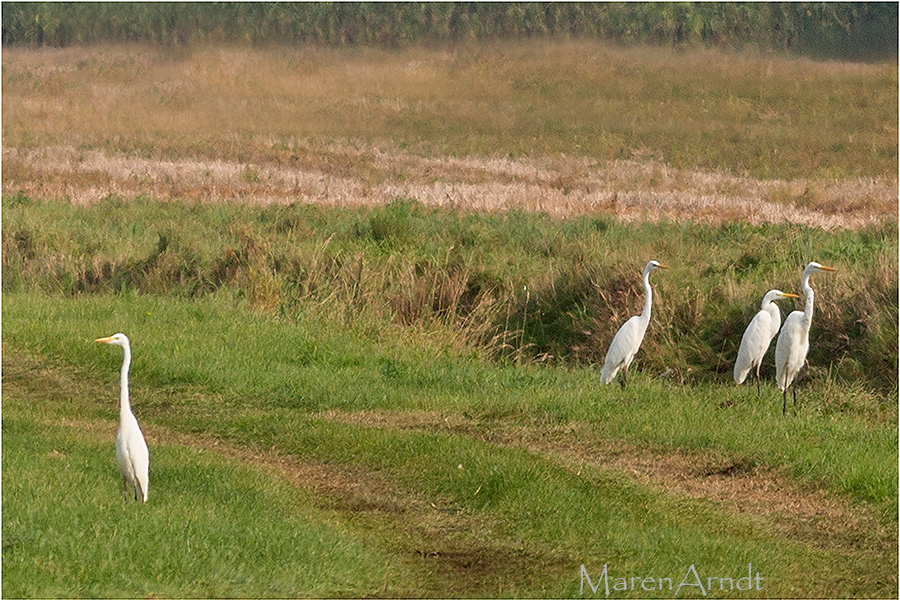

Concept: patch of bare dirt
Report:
left=4, top=143, right=896, bottom=230
left=316, top=408, right=896, bottom=554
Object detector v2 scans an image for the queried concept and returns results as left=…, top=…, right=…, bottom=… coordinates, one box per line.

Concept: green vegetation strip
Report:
left=3, top=291, right=896, bottom=597
left=4, top=3, right=895, bottom=62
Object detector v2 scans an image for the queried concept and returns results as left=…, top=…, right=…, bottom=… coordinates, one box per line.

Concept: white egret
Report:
left=600, top=260, right=668, bottom=388
left=733, top=290, right=799, bottom=392
left=774, top=262, right=837, bottom=415
left=96, top=333, right=149, bottom=502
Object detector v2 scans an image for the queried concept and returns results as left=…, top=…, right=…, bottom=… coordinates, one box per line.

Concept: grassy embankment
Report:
left=3, top=194, right=898, bottom=394
left=3, top=41, right=897, bottom=597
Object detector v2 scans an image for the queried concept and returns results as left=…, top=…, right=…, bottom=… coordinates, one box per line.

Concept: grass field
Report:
left=2, top=40, right=898, bottom=598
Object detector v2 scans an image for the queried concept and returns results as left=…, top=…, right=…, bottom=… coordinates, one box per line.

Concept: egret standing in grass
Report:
left=733, top=289, right=800, bottom=393
left=774, top=262, right=837, bottom=415
left=96, top=333, right=149, bottom=502
left=600, top=260, right=668, bottom=388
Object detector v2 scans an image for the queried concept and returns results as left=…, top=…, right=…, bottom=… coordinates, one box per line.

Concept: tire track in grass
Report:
left=130, top=424, right=571, bottom=597
left=316, top=409, right=896, bottom=558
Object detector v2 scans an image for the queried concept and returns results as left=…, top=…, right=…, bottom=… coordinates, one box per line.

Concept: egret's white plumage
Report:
left=96, top=333, right=149, bottom=502
left=774, top=262, right=836, bottom=415
left=600, top=260, right=667, bottom=388
left=733, top=290, right=799, bottom=389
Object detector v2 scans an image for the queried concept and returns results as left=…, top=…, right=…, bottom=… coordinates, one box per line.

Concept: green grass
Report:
left=2, top=395, right=390, bottom=598
left=3, top=35, right=897, bottom=599
left=3, top=290, right=896, bottom=597
left=5, top=291, right=895, bottom=508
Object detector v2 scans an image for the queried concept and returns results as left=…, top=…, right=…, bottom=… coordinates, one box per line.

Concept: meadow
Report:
left=2, top=40, right=898, bottom=598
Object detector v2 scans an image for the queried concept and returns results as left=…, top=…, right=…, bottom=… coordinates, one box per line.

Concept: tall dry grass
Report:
left=3, top=141, right=895, bottom=230
left=3, top=41, right=896, bottom=180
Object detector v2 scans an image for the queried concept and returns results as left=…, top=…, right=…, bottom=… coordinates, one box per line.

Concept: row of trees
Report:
left=2, top=2, right=897, bottom=60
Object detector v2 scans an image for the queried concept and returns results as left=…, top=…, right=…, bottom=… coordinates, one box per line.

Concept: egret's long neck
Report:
left=763, top=298, right=782, bottom=335
left=119, top=344, right=132, bottom=416
left=801, top=272, right=815, bottom=325
left=640, top=268, right=653, bottom=321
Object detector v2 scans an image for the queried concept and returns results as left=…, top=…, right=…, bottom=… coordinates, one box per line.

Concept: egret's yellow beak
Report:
left=782, top=293, right=800, bottom=299
left=820, top=265, right=837, bottom=272
left=95, top=336, right=114, bottom=344
left=657, top=264, right=669, bottom=269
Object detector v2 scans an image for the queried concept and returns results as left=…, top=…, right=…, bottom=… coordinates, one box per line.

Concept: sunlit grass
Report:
left=2, top=37, right=897, bottom=599
left=4, top=291, right=896, bottom=509
left=2, top=393, right=390, bottom=598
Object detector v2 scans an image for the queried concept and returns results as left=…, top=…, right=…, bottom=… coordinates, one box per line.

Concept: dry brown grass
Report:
left=3, top=42, right=897, bottom=229
left=4, top=142, right=896, bottom=230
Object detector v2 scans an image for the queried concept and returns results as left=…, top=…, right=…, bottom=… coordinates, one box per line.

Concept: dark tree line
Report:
left=2, top=2, right=897, bottom=60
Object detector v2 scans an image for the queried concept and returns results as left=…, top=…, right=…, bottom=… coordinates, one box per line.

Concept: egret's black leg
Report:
left=782, top=390, right=787, bottom=416
left=792, top=386, right=798, bottom=412
left=620, top=366, right=627, bottom=389
left=755, top=365, right=761, bottom=396
left=122, top=476, right=128, bottom=501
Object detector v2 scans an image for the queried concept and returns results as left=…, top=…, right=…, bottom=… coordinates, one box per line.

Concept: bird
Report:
left=774, top=262, right=837, bottom=415
left=600, top=260, right=668, bottom=388
left=96, top=333, right=149, bottom=502
left=733, top=289, right=800, bottom=393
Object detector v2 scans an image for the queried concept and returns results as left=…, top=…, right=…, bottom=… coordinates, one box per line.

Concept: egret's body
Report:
left=774, top=262, right=836, bottom=415
left=600, top=261, right=667, bottom=388
left=96, top=333, right=149, bottom=502
left=733, top=290, right=799, bottom=391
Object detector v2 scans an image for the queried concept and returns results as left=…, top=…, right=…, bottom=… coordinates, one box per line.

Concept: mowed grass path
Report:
left=3, top=292, right=896, bottom=598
